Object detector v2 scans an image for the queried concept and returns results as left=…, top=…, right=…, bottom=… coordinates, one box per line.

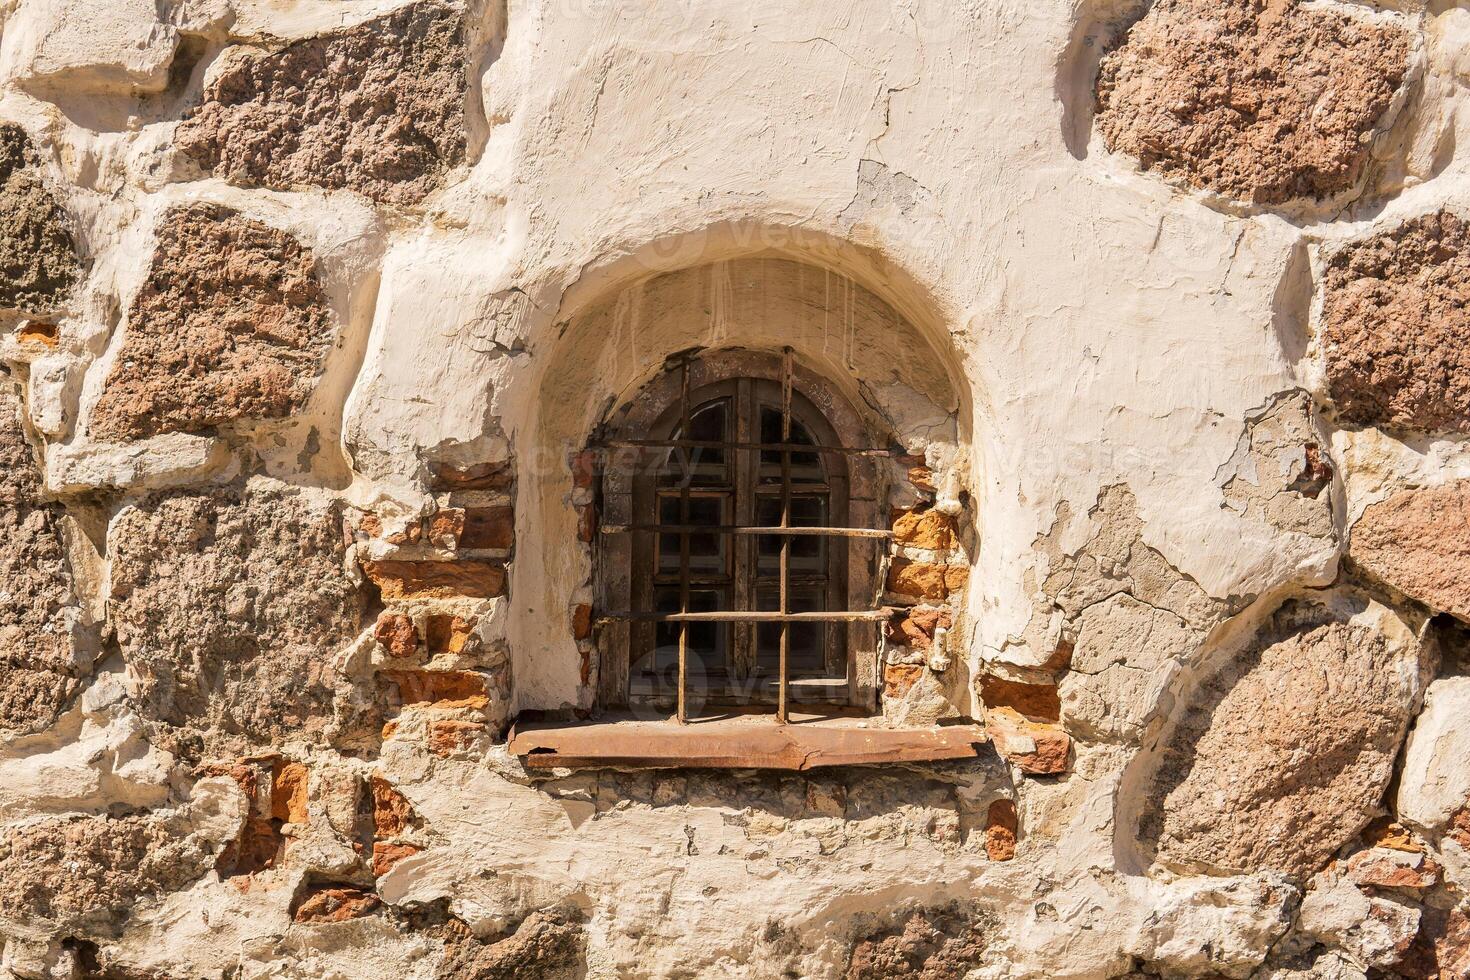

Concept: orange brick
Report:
left=887, top=558, right=968, bottom=602
left=986, top=708, right=1070, bottom=776
left=372, top=841, right=422, bottom=877
left=370, top=775, right=414, bottom=838
left=271, top=761, right=309, bottom=824
left=979, top=675, right=1061, bottom=723
left=374, top=613, right=419, bottom=657
left=363, top=560, right=505, bottom=600
left=16, top=321, right=57, bottom=347
left=427, top=508, right=465, bottom=547
left=883, top=663, right=924, bottom=700
left=891, top=508, right=955, bottom=551
left=378, top=670, right=489, bottom=709
left=985, top=799, right=1018, bottom=861
left=429, top=719, right=486, bottom=758
left=293, top=886, right=379, bottom=923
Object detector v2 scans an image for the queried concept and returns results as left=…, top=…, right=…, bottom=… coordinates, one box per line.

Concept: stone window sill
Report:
left=507, top=711, right=988, bottom=771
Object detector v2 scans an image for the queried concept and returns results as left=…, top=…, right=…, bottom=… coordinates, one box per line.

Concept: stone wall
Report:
left=0, top=0, right=1469, bottom=977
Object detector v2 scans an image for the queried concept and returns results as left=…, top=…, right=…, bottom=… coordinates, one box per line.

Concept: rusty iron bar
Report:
left=600, top=609, right=893, bottom=623
left=602, top=524, right=893, bottom=539
left=594, top=438, right=893, bottom=457
left=778, top=347, right=793, bottom=725
left=676, top=358, right=692, bottom=725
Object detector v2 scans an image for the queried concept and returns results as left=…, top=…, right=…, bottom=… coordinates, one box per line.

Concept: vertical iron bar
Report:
left=677, top=359, right=691, bottom=724
left=778, top=348, right=793, bottom=724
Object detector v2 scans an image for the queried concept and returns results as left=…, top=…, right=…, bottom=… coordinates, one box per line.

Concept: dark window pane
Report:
left=650, top=589, right=728, bottom=679
left=661, top=400, right=729, bottom=486
left=657, top=494, right=728, bottom=574
left=755, top=589, right=825, bottom=675
left=757, top=495, right=827, bottom=573
left=759, top=407, right=821, bottom=473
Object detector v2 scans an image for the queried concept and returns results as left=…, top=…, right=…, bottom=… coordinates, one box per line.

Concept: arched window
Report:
left=596, top=349, right=886, bottom=721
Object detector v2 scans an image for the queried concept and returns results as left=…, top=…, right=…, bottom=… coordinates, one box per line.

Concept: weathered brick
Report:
left=985, top=800, right=1017, bottom=862
left=427, top=508, right=464, bottom=548
left=363, top=559, right=505, bottom=600
left=372, top=840, right=422, bottom=877
left=293, top=885, right=379, bottom=923
left=431, top=459, right=512, bottom=491
left=883, top=663, right=924, bottom=700
left=979, top=675, right=1061, bottom=724
left=271, top=761, right=309, bottom=825
left=424, top=613, right=473, bottom=654
left=887, top=558, right=968, bottom=602
left=370, top=775, right=415, bottom=838
left=429, top=719, right=486, bottom=758
left=571, top=603, right=593, bottom=641
left=891, top=507, right=955, bottom=551
left=374, top=613, right=419, bottom=658
left=378, top=670, right=488, bottom=709
left=460, top=505, right=514, bottom=550
left=986, top=708, right=1070, bottom=776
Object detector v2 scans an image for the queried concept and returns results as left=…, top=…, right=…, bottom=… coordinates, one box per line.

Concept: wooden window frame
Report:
left=594, top=348, right=892, bottom=722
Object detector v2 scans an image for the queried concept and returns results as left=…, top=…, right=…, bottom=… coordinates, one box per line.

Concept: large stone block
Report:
left=0, top=386, right=92, bottom=738
left=108, top=482, right=368, bottom=753
left=1320, top=211, right=1470, bottom=433
left=1396, top=674, right=1470, bottom=833
left=1350, top=480, right=1470, bottom=620
left=0, top=125, right=81, bottom=314
left=1095, top=0, right=1410, bottom=208
left=89, top=204, right=334, bottom=441
left=175, top=2, right=468, bottom=205
left=1137, top=592, right=1429, bottom=880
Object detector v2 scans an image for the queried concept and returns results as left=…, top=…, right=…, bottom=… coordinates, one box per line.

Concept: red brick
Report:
left=460, top=505, right=514, bottom=550
left=987, top=707, right=1070, bottom=775
left=571, top=603, right=593, bottom=641
left=577, top=505, right=597, bottom=543
left=374, top=613, right=419, bottom=657
left=363, top=559, right=505, bottom=600
left=570, top=450, right=598, bottom=490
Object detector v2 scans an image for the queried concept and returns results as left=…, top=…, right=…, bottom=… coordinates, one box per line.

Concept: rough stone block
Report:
left=108, top=483, right=368, bottom=753
left=1095, top=0, right=1410, bottom=208
left=1138, top=593, right=1429, bottom=879
left=0, top=386, right=91, bottom=738
left=175, top=2, right=467, bottom=205
left=1351, top=481, right=1470, bottom=620
left=0, top=126, right=81, bottom=314
left=1395, top=674, right=1470, bottom=832
left=1321, top=211, right=1470, bottom=433
left=89, top=203, right=334, bottom=441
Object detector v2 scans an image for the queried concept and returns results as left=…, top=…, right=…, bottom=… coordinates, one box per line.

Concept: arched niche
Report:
left=514, top=245, right=974, bottom=719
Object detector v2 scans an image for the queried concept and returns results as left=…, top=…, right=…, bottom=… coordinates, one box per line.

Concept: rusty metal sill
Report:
left=507, top=712, right=989, bottom=771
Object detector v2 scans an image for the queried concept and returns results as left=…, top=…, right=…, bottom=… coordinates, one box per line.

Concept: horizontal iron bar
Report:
left=599, top=609, right=894, bottom=623
left=594, top=438, right=895, bottom=457
left=606, top=524, right=892, bottom=539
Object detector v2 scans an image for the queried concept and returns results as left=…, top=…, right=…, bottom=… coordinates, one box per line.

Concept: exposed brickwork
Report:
left=985, top=800, right=1017, bottom=862
left=363, top=559, right=506, bottom=600
left=293, top=885, right=380, bottom=923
